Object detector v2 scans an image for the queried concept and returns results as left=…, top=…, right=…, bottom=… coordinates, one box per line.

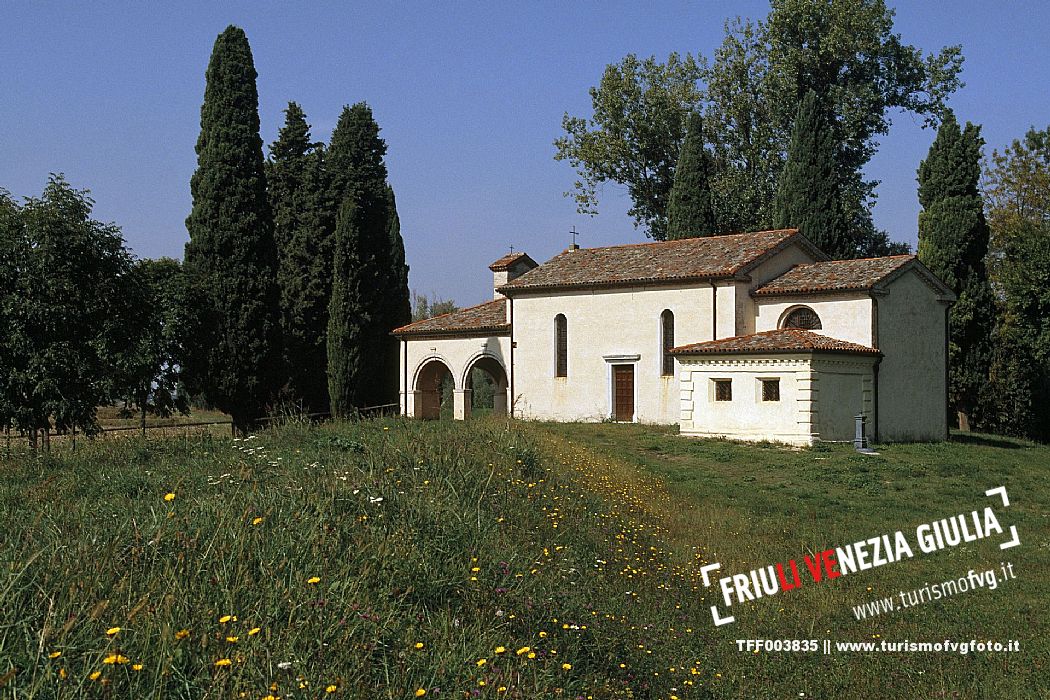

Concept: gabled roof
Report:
left=670, top=329, right=881, bottom=356
left=489, top=252, right=538, bottom=272
left=498, top=229, right=825, bottom=295
left=752, top=255, right=944, bottom=297
left=392, top=299, right=509, bottom=338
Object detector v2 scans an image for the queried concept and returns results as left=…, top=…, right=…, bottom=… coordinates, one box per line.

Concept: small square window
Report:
left=762, top=379, right=780, bottom=402
left=714, top=379, right=732, bottom=401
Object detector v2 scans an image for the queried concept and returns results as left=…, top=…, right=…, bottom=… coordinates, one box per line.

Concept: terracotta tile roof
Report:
left=489, top=252, right=538, bottom=271
left=752, top=255, right=914, bottom=296
left=670, top=329, right=880, bottom=356
left=499, top=229, right=819, bottom=294
left=392, top=299, right=509, bottom=337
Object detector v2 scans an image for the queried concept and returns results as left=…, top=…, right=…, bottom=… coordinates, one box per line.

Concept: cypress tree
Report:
left=917, top=111, right=995, bottom=431
left=666, top=112, right=718, bottom=239
left=380, top=185, right=411, bottom=405
left=773, top=89, right=853, bottom=258
left=326, top=103, right=391, bottom=415
left=184, top=26, right=281, bottom=435
left=267, top=103, right=334, bottom=412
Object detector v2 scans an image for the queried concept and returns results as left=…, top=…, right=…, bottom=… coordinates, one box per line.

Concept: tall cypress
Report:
left=381, top=185, right=411, bottom=405
left=917, top=111, right=995, bottom=431
left=666, top=112, right=718, bottom=239
left=184, top=25, right=281, bottom=435
left=267, top=103, right=334, bottom=412
left=326, top=103, right=391, bottom=415
left=773, top=89, right=852, bottom=258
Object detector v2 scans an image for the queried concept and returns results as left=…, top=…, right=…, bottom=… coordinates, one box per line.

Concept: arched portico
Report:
left=461, top=353, right=510, bottom=419
left=412, top=357, right=455, bottom=419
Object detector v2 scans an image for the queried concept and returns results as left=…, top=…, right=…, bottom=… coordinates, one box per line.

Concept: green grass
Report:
left=0, top=419, right=1046, bottom=698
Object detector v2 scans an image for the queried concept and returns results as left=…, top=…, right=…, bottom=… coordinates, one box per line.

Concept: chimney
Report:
left=566, top=243, right=580, bottom=252
left=489, top=252, right=538, bottom=299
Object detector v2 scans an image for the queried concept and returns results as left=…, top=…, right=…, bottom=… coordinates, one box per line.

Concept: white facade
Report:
left=394, top=231, right=954, bottom=445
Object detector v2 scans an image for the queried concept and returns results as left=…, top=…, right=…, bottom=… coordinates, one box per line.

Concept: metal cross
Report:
left=570, top=225, right=581, bottom=246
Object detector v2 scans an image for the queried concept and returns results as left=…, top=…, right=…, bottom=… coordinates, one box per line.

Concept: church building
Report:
left=392, top=228, right=955, bottom=445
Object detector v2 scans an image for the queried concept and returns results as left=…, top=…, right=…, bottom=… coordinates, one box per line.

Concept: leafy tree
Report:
left=666, top=112, right=718, bottom=239
left=554, top=53, right=704, bottom=240
left=184, top=25, right=281, bottom=435
left=3, top=176, right=138, bottom=446
left=117, top=258, right=190, bottom=434
left=557, top=1, right=962, bottom=247
left=267, top=103, right=334, bottom=412
left=411, top=291, right=457, bottom=321
left=917, top=111, right=995, bottom=431
left=773, top=90, right=852, bottom=257
left=326, top=103, right=392, bottom=415
left=981, top=126, right=1050, bottom=439
left=0, top=190, right=23, bottom=439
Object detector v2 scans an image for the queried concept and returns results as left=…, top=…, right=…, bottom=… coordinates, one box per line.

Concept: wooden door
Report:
left=613, top=365, right=634, bottom=422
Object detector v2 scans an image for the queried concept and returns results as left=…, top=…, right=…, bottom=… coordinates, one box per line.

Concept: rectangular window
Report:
left=714, top=379, right=732, bottom=402
left=762, top=379, right=780, bottom=402
left=555, top=314, right=567, bottom=377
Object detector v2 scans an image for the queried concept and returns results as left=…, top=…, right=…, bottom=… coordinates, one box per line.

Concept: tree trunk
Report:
left=957, top=409, right=971, bottom=432
left=141, top=401, right=147, bottom=438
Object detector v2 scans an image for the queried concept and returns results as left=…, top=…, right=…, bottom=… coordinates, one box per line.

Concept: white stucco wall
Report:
left=400, top=334, right=512, bottom=418
left=734, top=242, right=820, bottom=336
left=678, top=353, right=876, bottom=445
left=754, top=293, right=874, bottom=347
left=511, top=284, right=717, bottom=423
left=875, top=270, right=950, bottom=441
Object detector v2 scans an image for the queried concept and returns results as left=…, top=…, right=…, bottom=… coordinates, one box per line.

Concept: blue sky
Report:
left=3, top=2, right=1048, bottom=306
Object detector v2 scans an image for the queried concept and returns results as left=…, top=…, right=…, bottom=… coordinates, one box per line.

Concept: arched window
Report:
left=782, top=306, right=822, bottom=330
left=660, top=309, right=675, bottom=376
left=555, top=314, right=567, bottom=377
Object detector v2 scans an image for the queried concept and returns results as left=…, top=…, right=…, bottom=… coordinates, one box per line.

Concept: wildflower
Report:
left=252, top=517, right=264, bottom=525
left=105, top=627, right=121, bottom=636
left=326, top=686, right=337, bottom=693
left=214, top=658, right=232, bottom=667
left=476, top=658, right=487, bottom=667
left=494, top=646, right=506, bottom=654
left=562, top=663, right=572, bottom=670
left=248, top=627, right=261, bottom=636
left=307, top=576, right=321, bottom=585
left=164, top=492, right=175, bottom=502
left=102, top=654, right=129, bottom=665
left=48, top=651, right=61, bottom=659
left=226, top=636, right=239, bottom=643
left=132, top=664, right=143, bottom=671
left=58, top=668, right=66, bottom=680
left=219, top=615, right=232, bottom=623
left=538, top=631, right=547, bottom=638
left=497, top=687, right=507, bottom=693
left=175, top=629, right=190, bottom=640
left=414, top=642, right=424, bottom=649
left=516, top=646, right=530, bottom=656
left=89, top=671, right=101, bottom=681
left=415, top=690, right=426, bottom=697
left=527, top=652, right=536, bottom=659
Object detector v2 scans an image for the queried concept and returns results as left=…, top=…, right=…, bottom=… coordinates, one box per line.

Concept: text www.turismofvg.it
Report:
left=851, top=562, right=1017, bottom=620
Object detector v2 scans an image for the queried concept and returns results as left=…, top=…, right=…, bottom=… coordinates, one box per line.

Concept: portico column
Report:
left=454, top=389, right=472, bottom=420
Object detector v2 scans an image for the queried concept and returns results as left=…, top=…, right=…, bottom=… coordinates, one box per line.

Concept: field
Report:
left=0, top=418, right=1046, bottom=698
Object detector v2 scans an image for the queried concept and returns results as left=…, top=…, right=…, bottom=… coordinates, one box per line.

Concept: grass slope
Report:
left=0, top=419, right=1046, bottom=698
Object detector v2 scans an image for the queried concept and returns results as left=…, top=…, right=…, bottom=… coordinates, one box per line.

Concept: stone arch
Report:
left=412, top=356, right=455, bottom=419
left=779, top=305, right=823, bottom=330
left=461, top=353, right=510, bottom=418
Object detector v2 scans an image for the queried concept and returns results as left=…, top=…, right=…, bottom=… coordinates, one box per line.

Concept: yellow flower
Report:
left=226, top=636, right=239, bottom=643
left=105, top=627, right=121, bottom=636
left=325, top=686, right=337, bottom=694
left=562, top=663, right=572, bottom=670
left=497, top=687, right=507, bottom=694
left=414, top=642, right=424, bottom=649
left=252, top=517, right=264, bottom=525
left=527, top=652, right=536, bottom=659
left=494, top=646, right=506, bottom=654
left=415, top=690, right=426, bottom=697
left=48, top=651, right=61, bottom=659
left=516, top=646, right=530, bottom=655
left=219, top=615, right=232, bottom=623
left=307, top=576, right=321, bottom=585
left=538, top=631, right=547, bottom=638
left=89, top=671, right=101, bottom=681
left=164, top=492, right=176, bottom=502
left=175, top=629, right=190, bottom=639
left=476, top=658, right=487, bottom=667
left=248, top=627, right=261, bottom=636
left=214, top=658, right=232, bottom=667
left=132, top=664, right=143, bottom=671
left=102, top=654, right=129, bottom=665
left=58, top=668, right=66, bottom=680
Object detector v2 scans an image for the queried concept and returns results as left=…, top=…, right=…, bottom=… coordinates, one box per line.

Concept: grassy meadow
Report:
left=0, top=418, right=1046, bottom=698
